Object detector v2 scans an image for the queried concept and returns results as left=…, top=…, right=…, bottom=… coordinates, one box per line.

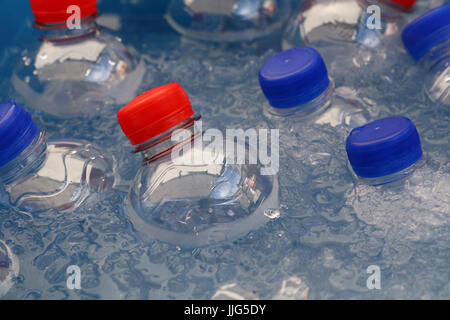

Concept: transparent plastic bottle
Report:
left=258, top=46, right=370, bottom=129
left=117, top=83, right=279, bottom=248
left=402, top=4, right=450, bottom=106
left=166, top=0, right=291, bottom=42
left=0, top=240, right=19, bottom=298
left=282, top=0, right=416, bottom=50
left=346, top=116, right=426, bottom=185
left=12, top=0, right=145, bottom=118
left=0, top=102, right=115, bottom=213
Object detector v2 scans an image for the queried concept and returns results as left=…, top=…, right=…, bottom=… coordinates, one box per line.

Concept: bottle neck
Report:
left=420, top=40, right=450, bottom=72
left=35, top=14, right=100, bottom=43
left=355, top=154, right=427, bottom=186
left=267, top=79, right=335, bottom=118
left=134, top=115, right=202, bottom=165
left=0, top=131, right=47, bottom=185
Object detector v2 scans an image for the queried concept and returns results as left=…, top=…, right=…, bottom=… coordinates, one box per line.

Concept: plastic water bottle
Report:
left=165, top=0, right=291, bottom=42
left=117, top=83, right=279, bottom=248
left=0, top=240, right=19, bottom=299
left=402, top=4, right=450, bottom=106
left=0, top=102, right=115, bottom=213
left=258, top=46, right=369, bottom=129
left=346, top=117, right=447, bottom=266
left=346, top=116, right=426, bottom=185
left=282, top=0, right=416, bottom=50
left=12, top=0, right=145, bottom=118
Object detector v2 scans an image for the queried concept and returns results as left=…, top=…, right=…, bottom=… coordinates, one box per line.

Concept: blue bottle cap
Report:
left=402, top=4, right=450, bottom=61
left=258, top=46, right=330, bottom=109
left=346, top=117, right=423, bottom=178
left=0, top=102, right=38, bottom=167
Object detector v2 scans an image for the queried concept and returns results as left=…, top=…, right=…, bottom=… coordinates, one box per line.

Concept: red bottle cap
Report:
left=388, top=0, right=417, bottom=8
left=117, top=83, right=194, bottom=146
left=30, top=0, right=98, bottom=24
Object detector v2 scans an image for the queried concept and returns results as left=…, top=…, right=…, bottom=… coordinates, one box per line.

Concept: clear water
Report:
left=0, top=0, right=448, bottom=299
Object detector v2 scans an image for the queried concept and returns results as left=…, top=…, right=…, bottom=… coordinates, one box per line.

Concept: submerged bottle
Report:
left=166, top=0, right=291, bottom=42
left=402, top=4, right=450, bottom=105
left=258, top=46, right=369, bottom=128
left=12, top=0, right=145, bottom=118
left=282, top=0, right=416, bottom=50
left=117, top=83, right=279, bottom=248
left=346, top=116, right=426, bottom=185
left=0, top=102, right=115, bottom=213
left=0, top=240, right=19, bottom=299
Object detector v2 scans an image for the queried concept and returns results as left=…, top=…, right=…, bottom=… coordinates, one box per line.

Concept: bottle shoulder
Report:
left=264, top=84, right=370, bottom=129
left=16, top=30, right=132, bottom=73
left=4, top=140, right=115, bottom=213
left=283, top=0, right=406, bottom=49
left=166, top=0, right=291, bottom=42
left=315, top=93, right=369, bottom=128
left=422, top=41, right=450, bottom=105
left=12, top=30, right=145, bottom=118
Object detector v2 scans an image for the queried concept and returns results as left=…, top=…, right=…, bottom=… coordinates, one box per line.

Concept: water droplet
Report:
left=264, top=208, right=280, bottom=219
left=22, top=56, right=31, bottom=67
